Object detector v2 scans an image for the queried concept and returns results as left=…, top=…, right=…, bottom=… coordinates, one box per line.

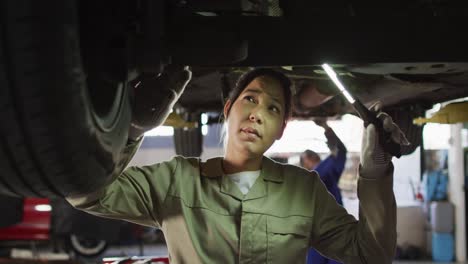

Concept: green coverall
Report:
left=67, top=140, right=396, bottom=264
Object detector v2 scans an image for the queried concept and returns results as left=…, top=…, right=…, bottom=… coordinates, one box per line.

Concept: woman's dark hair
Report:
left=225, top=68, right=293, bottom=122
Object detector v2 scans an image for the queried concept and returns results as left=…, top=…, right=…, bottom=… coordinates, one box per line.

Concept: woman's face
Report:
left=224, top=76, right=287, bottom=157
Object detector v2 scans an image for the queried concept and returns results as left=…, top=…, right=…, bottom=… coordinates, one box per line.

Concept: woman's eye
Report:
left=270, top=106, right=280, bottom=113
left=244, top=96, right=255, bottom=103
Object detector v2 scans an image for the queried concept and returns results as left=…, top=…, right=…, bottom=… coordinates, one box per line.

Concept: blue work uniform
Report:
left=307, top=128, right=347, bottom=264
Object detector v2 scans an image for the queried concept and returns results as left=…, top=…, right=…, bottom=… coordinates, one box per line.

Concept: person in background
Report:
left=301, top=118, right=347, bottom=264
left=300, top=118, right=347, bottom=206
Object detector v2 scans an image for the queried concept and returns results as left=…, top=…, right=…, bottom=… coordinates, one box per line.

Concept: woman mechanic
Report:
left=67, top=67, right=407, bottom=263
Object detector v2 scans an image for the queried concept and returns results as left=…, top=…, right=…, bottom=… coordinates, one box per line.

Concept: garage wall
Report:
left=128, top=124, right=225, bottom=167
left=128, top=147, right=224, bottom=167
left=396, top=205, right=427, bottom=250
left=392, top=147, right=421, bottom=206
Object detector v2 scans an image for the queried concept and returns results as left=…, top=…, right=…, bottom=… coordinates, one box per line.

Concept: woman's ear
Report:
left=223, top=99, right=232, bottom=120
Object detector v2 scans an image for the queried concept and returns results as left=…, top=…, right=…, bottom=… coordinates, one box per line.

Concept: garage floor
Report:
left=3, top=243, right=465, bottom=263
left=102, top=244, right=465, bottom=264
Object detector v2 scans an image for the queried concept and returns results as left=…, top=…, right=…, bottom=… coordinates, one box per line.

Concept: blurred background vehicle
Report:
left=0, top=195, right=163, bottom=259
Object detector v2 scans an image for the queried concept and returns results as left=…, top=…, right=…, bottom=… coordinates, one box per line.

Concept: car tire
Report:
left=69, top=234, right=108, bottom=258
left=173, top=112, right=203, bottom=157
left=388, top=105, right=425, bottom=156
left=0, top=0, right=131, bottom=197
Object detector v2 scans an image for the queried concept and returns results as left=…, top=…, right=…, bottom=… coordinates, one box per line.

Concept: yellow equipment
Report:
left=413, top=101, right=468, bottom=125
left=163, top=112, right=198, bottom=128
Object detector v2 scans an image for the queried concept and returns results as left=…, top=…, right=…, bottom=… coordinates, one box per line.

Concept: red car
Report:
left=0, top=196, right=131, bottom=258
left=0, top=198, right=51, bottom=241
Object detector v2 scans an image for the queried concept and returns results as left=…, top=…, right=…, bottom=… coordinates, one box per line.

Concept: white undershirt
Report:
left=226, top=170, right=261, bottom=195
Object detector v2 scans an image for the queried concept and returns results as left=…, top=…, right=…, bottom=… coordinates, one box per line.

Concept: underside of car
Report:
left=0, top=0, right=467, bottom=198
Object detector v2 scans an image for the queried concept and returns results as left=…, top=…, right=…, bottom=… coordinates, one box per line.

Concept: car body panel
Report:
left=0, top=198, right=51, bottom=241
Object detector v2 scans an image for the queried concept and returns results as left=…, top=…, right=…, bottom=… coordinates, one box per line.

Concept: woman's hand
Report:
left=360, top=102, right=410, bottom=177
left=128, top=66, right=192, bottom=140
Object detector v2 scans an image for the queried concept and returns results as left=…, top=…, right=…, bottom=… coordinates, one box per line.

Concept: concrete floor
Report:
left=4, top=242, right=464, bottom=263
left=102, top=244, right=463, bottom=264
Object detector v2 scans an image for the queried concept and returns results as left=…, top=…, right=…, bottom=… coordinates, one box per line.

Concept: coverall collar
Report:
left=200, top=156, right=284, bottom=201
left=200, top=156, right=284, bottom=182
